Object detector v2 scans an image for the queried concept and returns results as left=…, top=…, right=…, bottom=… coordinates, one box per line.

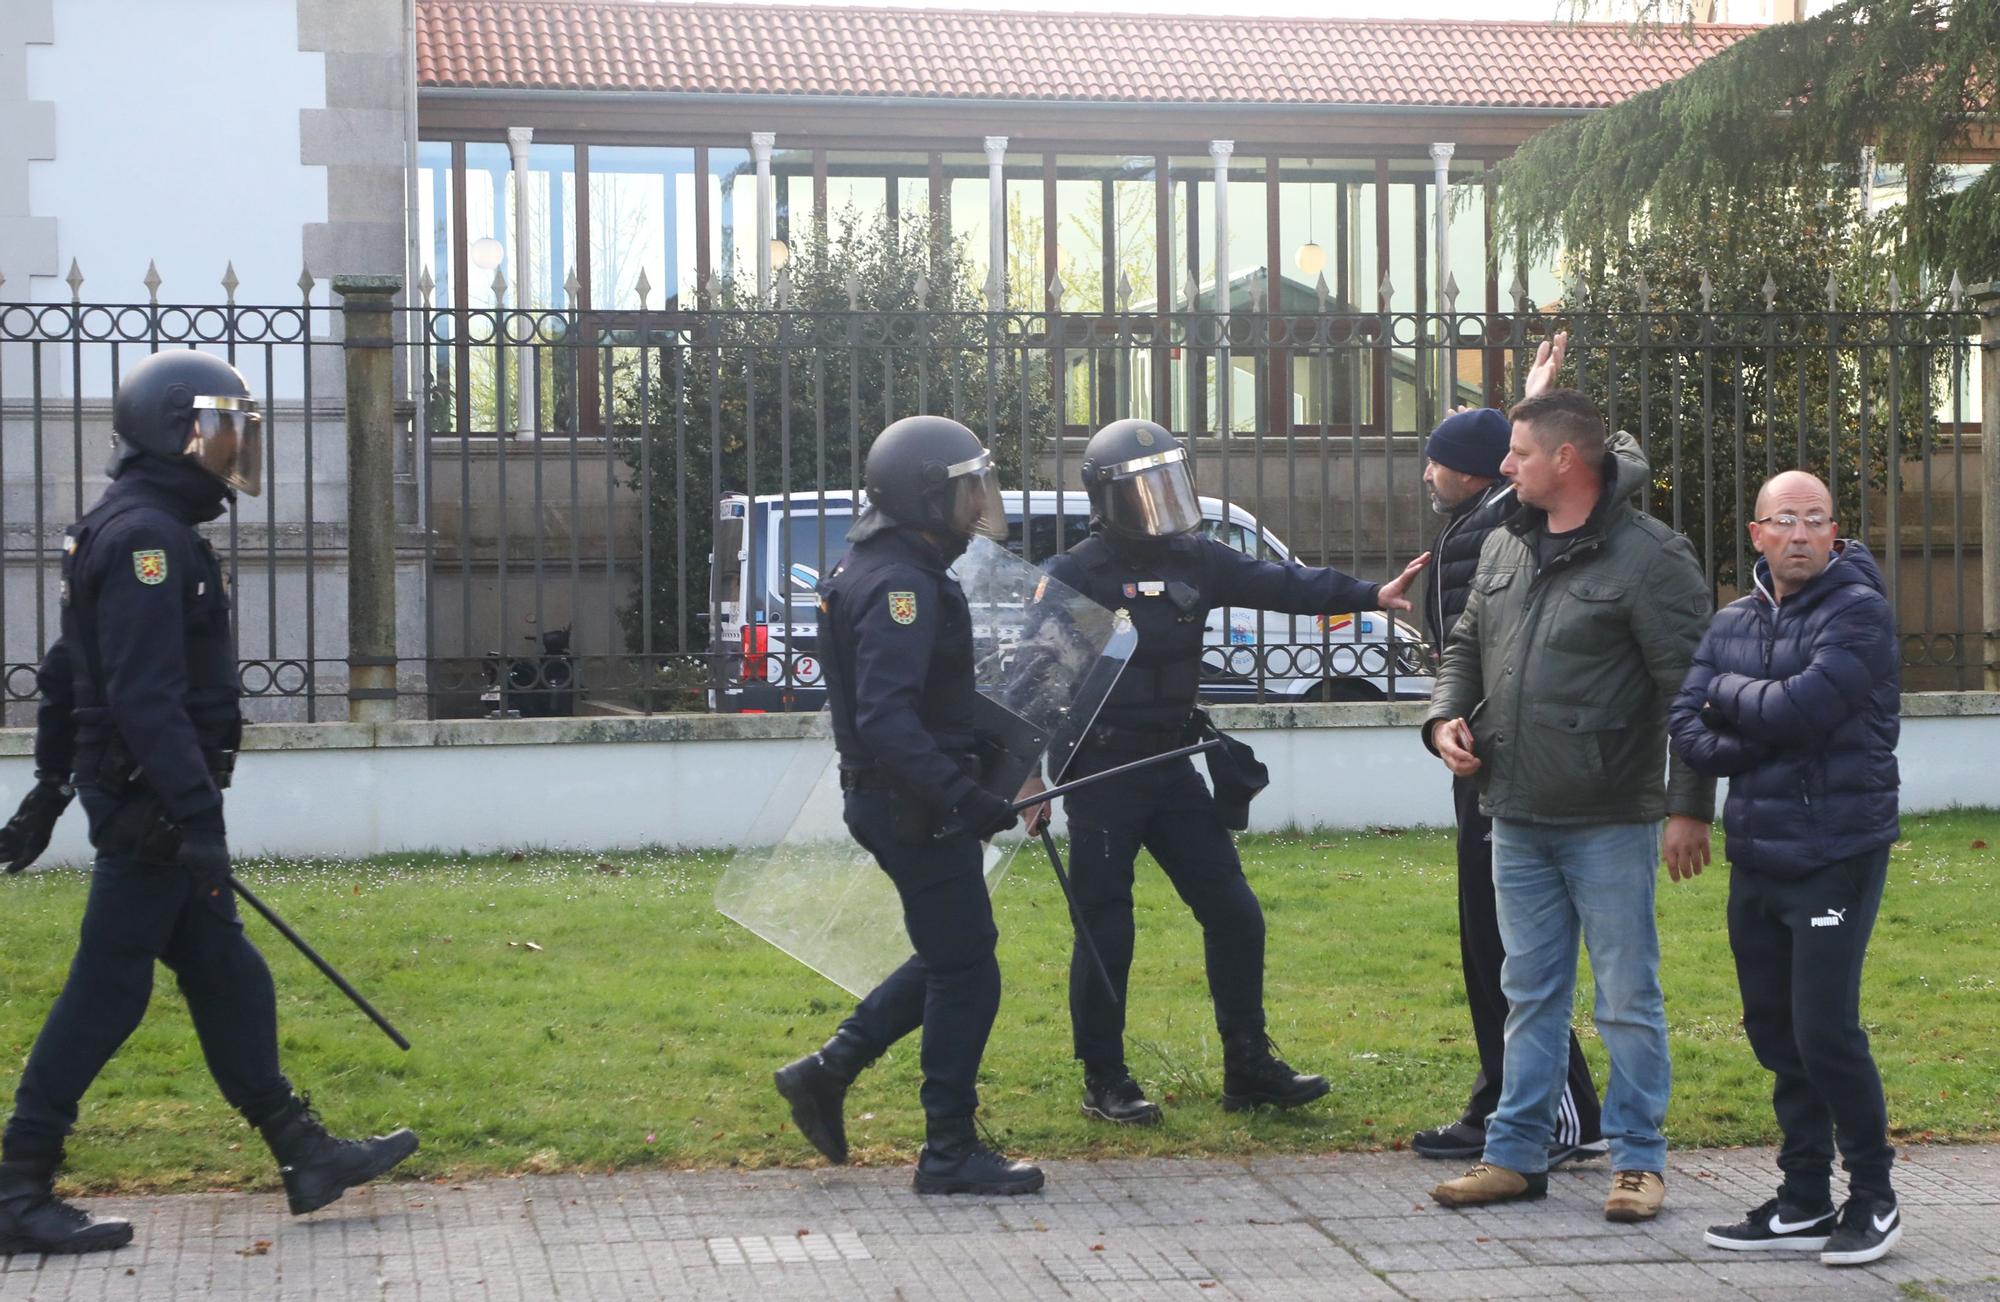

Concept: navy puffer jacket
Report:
left=1668, top=540, right=1899, bottom=876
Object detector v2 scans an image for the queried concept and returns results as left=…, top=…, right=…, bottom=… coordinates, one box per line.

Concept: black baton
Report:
left=1038, top=827, right=1119, bottom=1006
left=1010, top=737, right=1222, bottom=813
left=229, top=876, right=412, bottom=1052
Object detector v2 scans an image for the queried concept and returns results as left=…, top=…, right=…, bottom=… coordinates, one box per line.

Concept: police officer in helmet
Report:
left=0, top=350, right=418, bottom=1256
left=1036, top=418, right=1428, bottom=1125
left=773, top=414, right=1044, bottom=1196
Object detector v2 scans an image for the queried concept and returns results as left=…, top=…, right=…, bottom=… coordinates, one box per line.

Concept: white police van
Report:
left=707, top=490, right=1432, bottom=713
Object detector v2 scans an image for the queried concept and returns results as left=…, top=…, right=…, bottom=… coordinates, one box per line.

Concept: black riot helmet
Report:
left=112, top=349, right=264, bottom=496
left=851, top=415, right=1007, bottom=543
left=1081, top=418, right=1200, bottom=539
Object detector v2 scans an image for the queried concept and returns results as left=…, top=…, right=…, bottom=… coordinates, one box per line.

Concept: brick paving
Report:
left=3, top=1143, right=1996, bottom=1299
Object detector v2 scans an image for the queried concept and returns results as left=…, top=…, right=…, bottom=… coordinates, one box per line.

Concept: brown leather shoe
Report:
left=1431, top=1162, right=1549, bottom=1207
left=1605, top=1169, right=1666, bottom=1222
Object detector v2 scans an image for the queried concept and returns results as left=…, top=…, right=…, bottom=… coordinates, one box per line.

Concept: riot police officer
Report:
left=1039, top=418, right=1428, bottom=1125
left=0, top=350, right=417, bottom=1257
left=772, top=415, right=1043, bottom=1196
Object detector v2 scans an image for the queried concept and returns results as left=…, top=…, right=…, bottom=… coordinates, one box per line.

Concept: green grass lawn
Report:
left=3, top=812, right=1996, bottom=1195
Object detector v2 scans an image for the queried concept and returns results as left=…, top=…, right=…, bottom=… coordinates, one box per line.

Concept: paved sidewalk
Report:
left=4, top=1143, right=1997, bottom=1300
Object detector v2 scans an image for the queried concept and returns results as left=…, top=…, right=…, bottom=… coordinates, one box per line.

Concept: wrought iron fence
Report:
left=0, top=276, right=1984, bottom=724
left=1, top=273, right=348, bottom=724
left=415, top=284, right=1985, bottom=718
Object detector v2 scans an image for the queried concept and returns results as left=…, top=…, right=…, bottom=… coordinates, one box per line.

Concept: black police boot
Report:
left=1080, top=1067, right=1163, bottom=1126
left=257, top=1095, right=419, bottom=1216
left=773, top=1029, right=878, bottom=1165
left=0, top=1154, right=133, bottom=1256
left=912, top=1116, right=1045, bottom=1197
left=1221, top=1033, right=1330, bottom=1112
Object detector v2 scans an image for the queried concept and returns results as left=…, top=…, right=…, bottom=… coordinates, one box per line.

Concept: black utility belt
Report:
left=1083, top=720, right=1201, bottom=758
left=86, top=745, right=238, bottom=793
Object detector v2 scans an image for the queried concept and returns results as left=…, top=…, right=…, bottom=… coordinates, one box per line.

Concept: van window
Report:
left=1007, top=511, right=1092, bottom=561
left=1202, top=519, right=1258, bottom=556
left=761, top=506, right=851, bottom=614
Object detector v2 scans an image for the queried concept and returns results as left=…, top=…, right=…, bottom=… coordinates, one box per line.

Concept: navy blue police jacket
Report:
left=818, top=525, right=982, bottom=812
left=54, top=456, right=240, bottom=828
left=1041, top=528, right=1382, bottom=734
left=1667, top=540, right=1899, bottom=876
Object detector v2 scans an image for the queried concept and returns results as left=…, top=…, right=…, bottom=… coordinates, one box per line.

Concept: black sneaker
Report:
left=1081, top=1072, right=1162, bottom=1126
left=1703, top=1195, right=1836, bottom=1252
left=1547, top=1138, right=1609, bottom=1170
left=1821, top=1196, right=1900, bottom=1266
left=1411, top=1120, right=1484, bottom=1160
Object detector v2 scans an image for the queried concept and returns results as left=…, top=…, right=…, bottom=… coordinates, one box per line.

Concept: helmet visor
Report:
left=1098, top=446, right=1200, bottom=537
left=944, top=450, right=1008, bottom=541
left=185, top=396, right=263, bottom=496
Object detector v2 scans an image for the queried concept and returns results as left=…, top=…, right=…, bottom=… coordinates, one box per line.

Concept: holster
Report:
left=84, top=737, right=233, bottom=864
left=1194, top=710, right=1270, bottom=832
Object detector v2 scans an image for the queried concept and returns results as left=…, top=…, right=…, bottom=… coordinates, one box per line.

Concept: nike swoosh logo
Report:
left=1770, top=1211, right=1832, bottom=1234
left=1873, top=1210, right=1898, bottom=1232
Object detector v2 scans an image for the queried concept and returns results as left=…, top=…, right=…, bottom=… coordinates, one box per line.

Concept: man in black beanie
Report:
left=1410, top=334, right=1641, bottom=1168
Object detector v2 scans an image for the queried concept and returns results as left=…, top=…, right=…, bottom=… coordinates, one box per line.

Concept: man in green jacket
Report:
left=1422, top=389, right=1715, bottom=1224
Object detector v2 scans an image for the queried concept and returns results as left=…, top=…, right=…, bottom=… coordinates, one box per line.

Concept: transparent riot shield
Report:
left=715, top=536, right=1135, bottom=996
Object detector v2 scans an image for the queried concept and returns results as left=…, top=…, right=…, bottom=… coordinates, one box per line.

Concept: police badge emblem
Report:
left=133, top=550, right=168, bottom=585
left=887, top=591, right=917, bottom=624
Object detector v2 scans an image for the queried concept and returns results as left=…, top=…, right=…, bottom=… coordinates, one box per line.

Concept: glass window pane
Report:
left=588, top=145, right=697, bottom=309
left=708, top=147, right=753, bottom=291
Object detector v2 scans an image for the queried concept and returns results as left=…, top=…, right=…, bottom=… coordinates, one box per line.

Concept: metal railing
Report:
left=1, top=275, right=1987, bottom=723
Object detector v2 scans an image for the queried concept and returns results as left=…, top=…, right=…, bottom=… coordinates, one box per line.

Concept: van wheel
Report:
left=1310, top=680, right=1382, bottom=703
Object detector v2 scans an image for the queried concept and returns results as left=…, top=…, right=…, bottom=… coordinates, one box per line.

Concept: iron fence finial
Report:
left=1824, top=268, right=1840, bottom=311
left=1116, top=270, right=1134, bottom=311
left=221, top=261, right=239, bottom=306
left=1315, top=271, right=1330, bottom=312
left=635, top=267, right=652, bottom=311
left=843, top=269, right=860, bottom=311
left=1634, top=270, right=1649, bottom=311
left=1948, top=270, right=1965, bottom=310
left=1442, top=272, right=1460, bottom=313
left=66, top=258, right=83, bottom=304
left=1248, top=274, right=1266, bottom=313
left=913, top=269, right=929, bottom=309
left=1761, top=271, right=1778, bottom=311
left=1510, top=268, right=1529, bottom=315
left=1886, top=271, right=1901, bottom=310
left=563, top=266, right=580, bottom=308
left=298, top=266, right=316, bottom=301
left=1698, top=269, right=1714, bottom=312
left=1183, top=269, right=1200, bottom=310
left=1046, top=272, right=1065, bottom=307
left=143, top=260, right=162, bottom=305
left=1377, top=270, right=1394, bottom=306
left=417, top=267, right=435, bottom=305
left=491, top=266, right=509, bottom=305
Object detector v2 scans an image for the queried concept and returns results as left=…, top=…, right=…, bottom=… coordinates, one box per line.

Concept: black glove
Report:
left=1699, top=700, right=1731, bottom=732
left=951, top=787, right=1018, bottom=842
left=0, top=777, right=73, bottom=874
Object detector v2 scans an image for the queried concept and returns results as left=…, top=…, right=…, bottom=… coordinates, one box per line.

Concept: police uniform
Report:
left=771, top=414, right=1040, bottom=1197
left=1044, top=529, right=1379, bottom=1093
left=0, top=350, right=415, bottom=1258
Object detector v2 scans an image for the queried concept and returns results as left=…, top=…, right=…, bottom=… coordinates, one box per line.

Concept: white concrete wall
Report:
left=4, top=698, right=1996, bottom=864
left=23, top=0, right=329, bottom=312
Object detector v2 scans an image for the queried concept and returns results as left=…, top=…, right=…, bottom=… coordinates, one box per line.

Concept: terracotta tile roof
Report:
left=417, top=1, right=1753, bottom=109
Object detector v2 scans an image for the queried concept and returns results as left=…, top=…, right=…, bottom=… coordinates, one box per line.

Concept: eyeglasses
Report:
left=1751, top=513, right=1832, bottom=532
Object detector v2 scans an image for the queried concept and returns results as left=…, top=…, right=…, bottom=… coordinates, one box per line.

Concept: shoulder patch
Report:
left=132, top=549, right=168, bottom=585
left=887, top=591, right=917, bottom=625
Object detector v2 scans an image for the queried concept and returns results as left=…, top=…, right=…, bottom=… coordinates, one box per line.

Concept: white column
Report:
left=1209, top=140, right=1233, bottom=317
left=1430, top=142, right=1455, bottom=309
left=1859, top=144, right=1877, bottom=220
left=751, top=131, right=776, bottom=304
left=984, top=136, right=1008, bottom=308
left=507, top=126, right=535, bottom=438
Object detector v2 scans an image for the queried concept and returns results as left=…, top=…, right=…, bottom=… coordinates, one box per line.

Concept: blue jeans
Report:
left=1483, top=818, right=1669, bottom=1176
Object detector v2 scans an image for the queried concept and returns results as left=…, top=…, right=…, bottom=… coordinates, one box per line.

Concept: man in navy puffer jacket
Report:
left=1669, top=469, right=1901, bottom=1268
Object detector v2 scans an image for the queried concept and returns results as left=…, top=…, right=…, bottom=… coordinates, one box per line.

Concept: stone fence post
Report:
left=335, top=275, right=401, bottom=722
